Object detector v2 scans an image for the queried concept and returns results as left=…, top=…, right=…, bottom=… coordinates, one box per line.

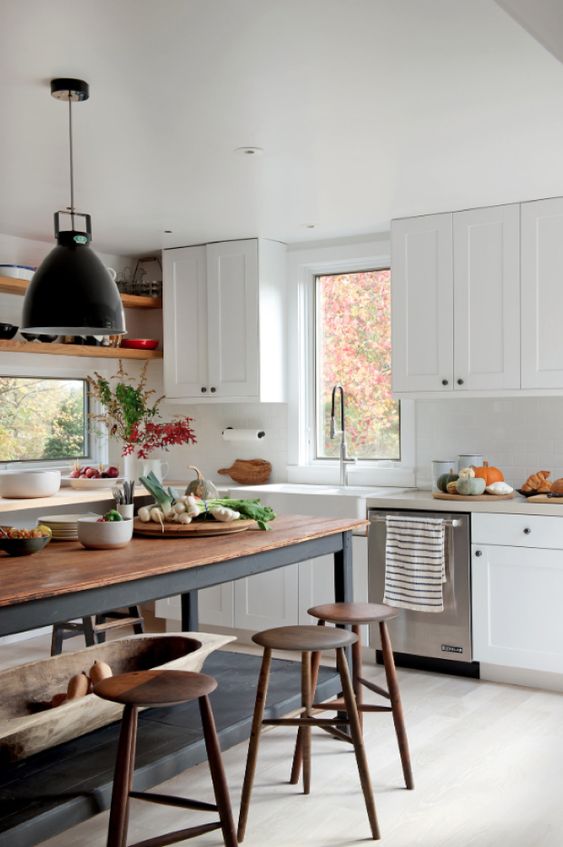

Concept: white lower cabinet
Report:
left=155, top=536, right=368, bottom=637
left=472, top=515, right=563, bottom=674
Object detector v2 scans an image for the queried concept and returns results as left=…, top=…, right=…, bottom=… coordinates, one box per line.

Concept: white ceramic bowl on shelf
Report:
left=0, top=470, right=61, bottom=499
left=77, top=516, right=133, bottom=549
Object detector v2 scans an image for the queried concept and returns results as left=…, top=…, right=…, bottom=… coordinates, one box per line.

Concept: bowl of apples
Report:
left=0, top=525, right=52, bottom=556
left=66, top=464, right=123, bottom=490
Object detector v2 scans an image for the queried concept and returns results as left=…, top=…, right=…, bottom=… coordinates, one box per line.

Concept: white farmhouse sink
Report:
left=230, top=483, right=405, bottom=521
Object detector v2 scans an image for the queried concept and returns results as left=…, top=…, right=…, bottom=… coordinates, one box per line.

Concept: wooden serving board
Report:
left=527, top=495, right=563, bottom=504
left=133, top=518, right=256, bottom=537
left=432, top=492, right=516, bottom=502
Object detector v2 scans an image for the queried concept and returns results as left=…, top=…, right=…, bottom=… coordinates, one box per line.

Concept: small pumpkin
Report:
left=474, top=461, right=504, bottom=485
left=185, top=466, right=219, bottom=500
left=446, top=480, right=459, bottom=494
left=456, top=476, right=486, bottom=496
left=458, top=466, right=476, bottom=480
left=437, top=469, right=458, bottom=493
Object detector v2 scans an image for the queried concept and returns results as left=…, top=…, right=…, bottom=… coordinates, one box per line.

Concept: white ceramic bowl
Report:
left=77, top=516, right=133, bottom=549
left=0, top=470, right=61, bottom=499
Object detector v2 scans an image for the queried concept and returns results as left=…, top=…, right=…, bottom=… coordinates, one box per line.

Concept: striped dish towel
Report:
left=384, top=516, right=447, bottom=613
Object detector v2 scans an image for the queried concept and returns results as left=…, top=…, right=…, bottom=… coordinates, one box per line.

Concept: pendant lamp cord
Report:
left=68, top=92, right=75, bottom=230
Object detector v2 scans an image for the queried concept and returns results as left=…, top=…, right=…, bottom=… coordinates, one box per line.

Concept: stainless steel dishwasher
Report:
left=368, top=509, right=478, bottom=677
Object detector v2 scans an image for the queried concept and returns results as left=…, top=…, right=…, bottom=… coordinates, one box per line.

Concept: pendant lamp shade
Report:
left=21, top=78, right=126, bottom=336
left=21, top=219, right=125, bottom=335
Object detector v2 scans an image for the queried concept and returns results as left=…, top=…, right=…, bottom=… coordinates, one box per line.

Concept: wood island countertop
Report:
left=0, top=514, right=367, bottom=608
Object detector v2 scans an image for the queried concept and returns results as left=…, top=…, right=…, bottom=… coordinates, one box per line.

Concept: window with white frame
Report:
left=0, top=376, right=90, bottom=463
left=315, top=268, right=400, bottom=461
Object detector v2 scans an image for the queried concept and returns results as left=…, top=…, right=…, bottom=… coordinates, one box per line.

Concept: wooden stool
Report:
left=237, top=625, right=380, bottom=842
left=94, top=669, right=237, bottom=847
left=51, top=606, right=145, bottom=655
left=293, top=602, right=413, bottom=791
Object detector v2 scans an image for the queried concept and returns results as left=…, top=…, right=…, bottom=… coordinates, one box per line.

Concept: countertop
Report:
left=0, top=485, right=148, bottom=514
left=366, top=488, right=563, bottom=517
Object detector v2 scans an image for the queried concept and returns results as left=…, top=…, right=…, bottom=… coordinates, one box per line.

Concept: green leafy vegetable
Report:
left=200, top=498, right=275, bottom=530
left=139, top=471, right=175, bottom=514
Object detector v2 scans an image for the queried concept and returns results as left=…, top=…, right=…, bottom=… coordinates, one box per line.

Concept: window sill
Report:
left=286, top=463, right=415, bottom=488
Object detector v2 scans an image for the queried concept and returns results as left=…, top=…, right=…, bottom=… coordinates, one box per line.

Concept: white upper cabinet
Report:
left=392, top=204, right=520, bottom=395
left=453, top=204, right=520, bottom=391
left=521, top=198, right=563, bottom=389
left=163, top=238, right=286, bottom=402
left=392, top=213, right=454, bottom=393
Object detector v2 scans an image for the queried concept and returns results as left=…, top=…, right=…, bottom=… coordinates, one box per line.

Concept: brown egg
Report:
left=50, top=692, right=67, bottom=708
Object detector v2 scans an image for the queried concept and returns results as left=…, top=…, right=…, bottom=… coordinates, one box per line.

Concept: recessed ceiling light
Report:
left=234, top=146, right=264, bottom=157
left=304, top=223, right=316, bottom=229
left=163, top=229, right=173, bottom=234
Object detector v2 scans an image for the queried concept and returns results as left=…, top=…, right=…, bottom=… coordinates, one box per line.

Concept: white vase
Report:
left=121, top=452, right=139, bottom=484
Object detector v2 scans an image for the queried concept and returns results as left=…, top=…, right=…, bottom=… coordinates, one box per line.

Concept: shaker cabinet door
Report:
left=521, top=197, right=563, bottom=388
left=472, top=543, right=563, bottom=673
left=453, top=204, right=520, bottom=391
left=206, top=239, right=260, bottom=399
left=391, top=214, right=454, bottom=393
left=163, top=246, right=208, bottom=398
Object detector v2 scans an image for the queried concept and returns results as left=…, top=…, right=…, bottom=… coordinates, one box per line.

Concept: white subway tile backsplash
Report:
left=415, top=397, right=563, bottom=489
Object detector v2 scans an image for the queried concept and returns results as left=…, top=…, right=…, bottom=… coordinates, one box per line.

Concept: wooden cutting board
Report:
left=526, top=495, right=563, bottom=504
left=432, top=492, right=516, bottom=501
left=133, top=518, right=256, bottom=537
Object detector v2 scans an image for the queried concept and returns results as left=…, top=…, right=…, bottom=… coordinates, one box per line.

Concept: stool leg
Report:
left=336, top=648, right=380, bottom=841
left=380, top=621, right=414, bottom=790
left=198, top=694, right=238, bottom=847
left=237, top=647, right=272, bottom=843
left=301, top=651, right=312, bottom=795
left=107, top=703, right=138, bottom=847
left=290, top=620, right=324, bottom=785
left=130, top=605, right=145, bottom=635
left=352, top=624, right=363, bottom=732
left=50, top=625, right=64, bottom=656
left=82, top=617, right=97, bottom=648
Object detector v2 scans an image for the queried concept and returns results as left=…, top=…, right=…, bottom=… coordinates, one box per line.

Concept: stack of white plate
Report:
left=38, top=513, right=99, bottom=542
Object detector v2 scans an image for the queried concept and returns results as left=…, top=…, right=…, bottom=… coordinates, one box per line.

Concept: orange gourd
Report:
left=473, top=460, right=504, bottom=485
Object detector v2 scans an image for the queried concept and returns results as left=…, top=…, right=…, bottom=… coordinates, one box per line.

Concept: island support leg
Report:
left=335, top=530, right=354, bottom=727
left=181, top=592, right=199, bottom=631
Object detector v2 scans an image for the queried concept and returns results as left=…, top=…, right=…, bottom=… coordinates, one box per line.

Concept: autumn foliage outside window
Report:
left=316, top=269, right=400, bottom=460
left=0, top=378, right=87, bottom=462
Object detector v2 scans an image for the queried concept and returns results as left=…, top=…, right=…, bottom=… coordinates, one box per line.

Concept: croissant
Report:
left=521, top=470, right=552, bottom=492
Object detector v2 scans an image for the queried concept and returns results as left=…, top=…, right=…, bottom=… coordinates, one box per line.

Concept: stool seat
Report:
left=94, top=670, right=217, bottom=707
left=252, top=624, right=357, bottom=652
left=308, top=602, right=400, bottom=626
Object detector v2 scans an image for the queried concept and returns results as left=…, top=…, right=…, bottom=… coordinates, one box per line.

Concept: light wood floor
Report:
left=3, top=634, right=563, bottom=847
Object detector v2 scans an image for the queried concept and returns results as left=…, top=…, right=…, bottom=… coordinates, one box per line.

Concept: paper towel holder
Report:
left=222, top=427, right=266, bottom=439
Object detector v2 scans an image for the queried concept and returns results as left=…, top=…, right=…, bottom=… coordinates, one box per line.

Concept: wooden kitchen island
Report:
left=0, top=514, right=365, bottom=847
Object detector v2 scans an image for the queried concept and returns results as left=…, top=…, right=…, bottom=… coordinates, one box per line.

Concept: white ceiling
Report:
left=1, top=0, right=563, bottom=255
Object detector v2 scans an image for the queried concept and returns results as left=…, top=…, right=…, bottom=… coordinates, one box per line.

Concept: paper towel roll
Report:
left=222, top=428, right=266, bottom=442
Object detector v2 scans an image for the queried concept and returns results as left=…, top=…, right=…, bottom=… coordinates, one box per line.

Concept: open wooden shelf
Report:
left=0, top=339, right=162, bottom=359
left=0, top=276, right=162, bottom=310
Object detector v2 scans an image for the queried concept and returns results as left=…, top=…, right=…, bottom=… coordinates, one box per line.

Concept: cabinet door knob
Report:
left=475, top=550, right=482, bottom=557
left=523, top=527, right=531, bottom=535
left=210, top=386, right=216, bottom=393
left=441, top=379, right=449, bottom=386
left=201, top=386, right=207, bottom=393
left=457, top=378, right=464, bottom=386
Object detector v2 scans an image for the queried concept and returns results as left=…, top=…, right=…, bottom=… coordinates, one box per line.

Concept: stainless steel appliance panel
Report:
left=368, top=509, right=472, bottom=662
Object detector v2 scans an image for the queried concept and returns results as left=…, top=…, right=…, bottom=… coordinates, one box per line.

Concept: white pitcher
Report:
left=139, top=458, right=169, bottom=482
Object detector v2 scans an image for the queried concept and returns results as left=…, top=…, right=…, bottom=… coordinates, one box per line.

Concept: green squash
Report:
left=456, top=476, right=486, bottom=496
left=185, top=466, right=219, bottom=500
left=437, top=469, right=459, bottom=493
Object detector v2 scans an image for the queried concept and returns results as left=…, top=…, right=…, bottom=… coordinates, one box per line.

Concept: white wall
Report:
left=415, top=396, right=563, bottom=489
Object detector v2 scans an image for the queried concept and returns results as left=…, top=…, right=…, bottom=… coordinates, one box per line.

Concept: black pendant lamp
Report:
left=21, top=78, right=125, bottom=335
